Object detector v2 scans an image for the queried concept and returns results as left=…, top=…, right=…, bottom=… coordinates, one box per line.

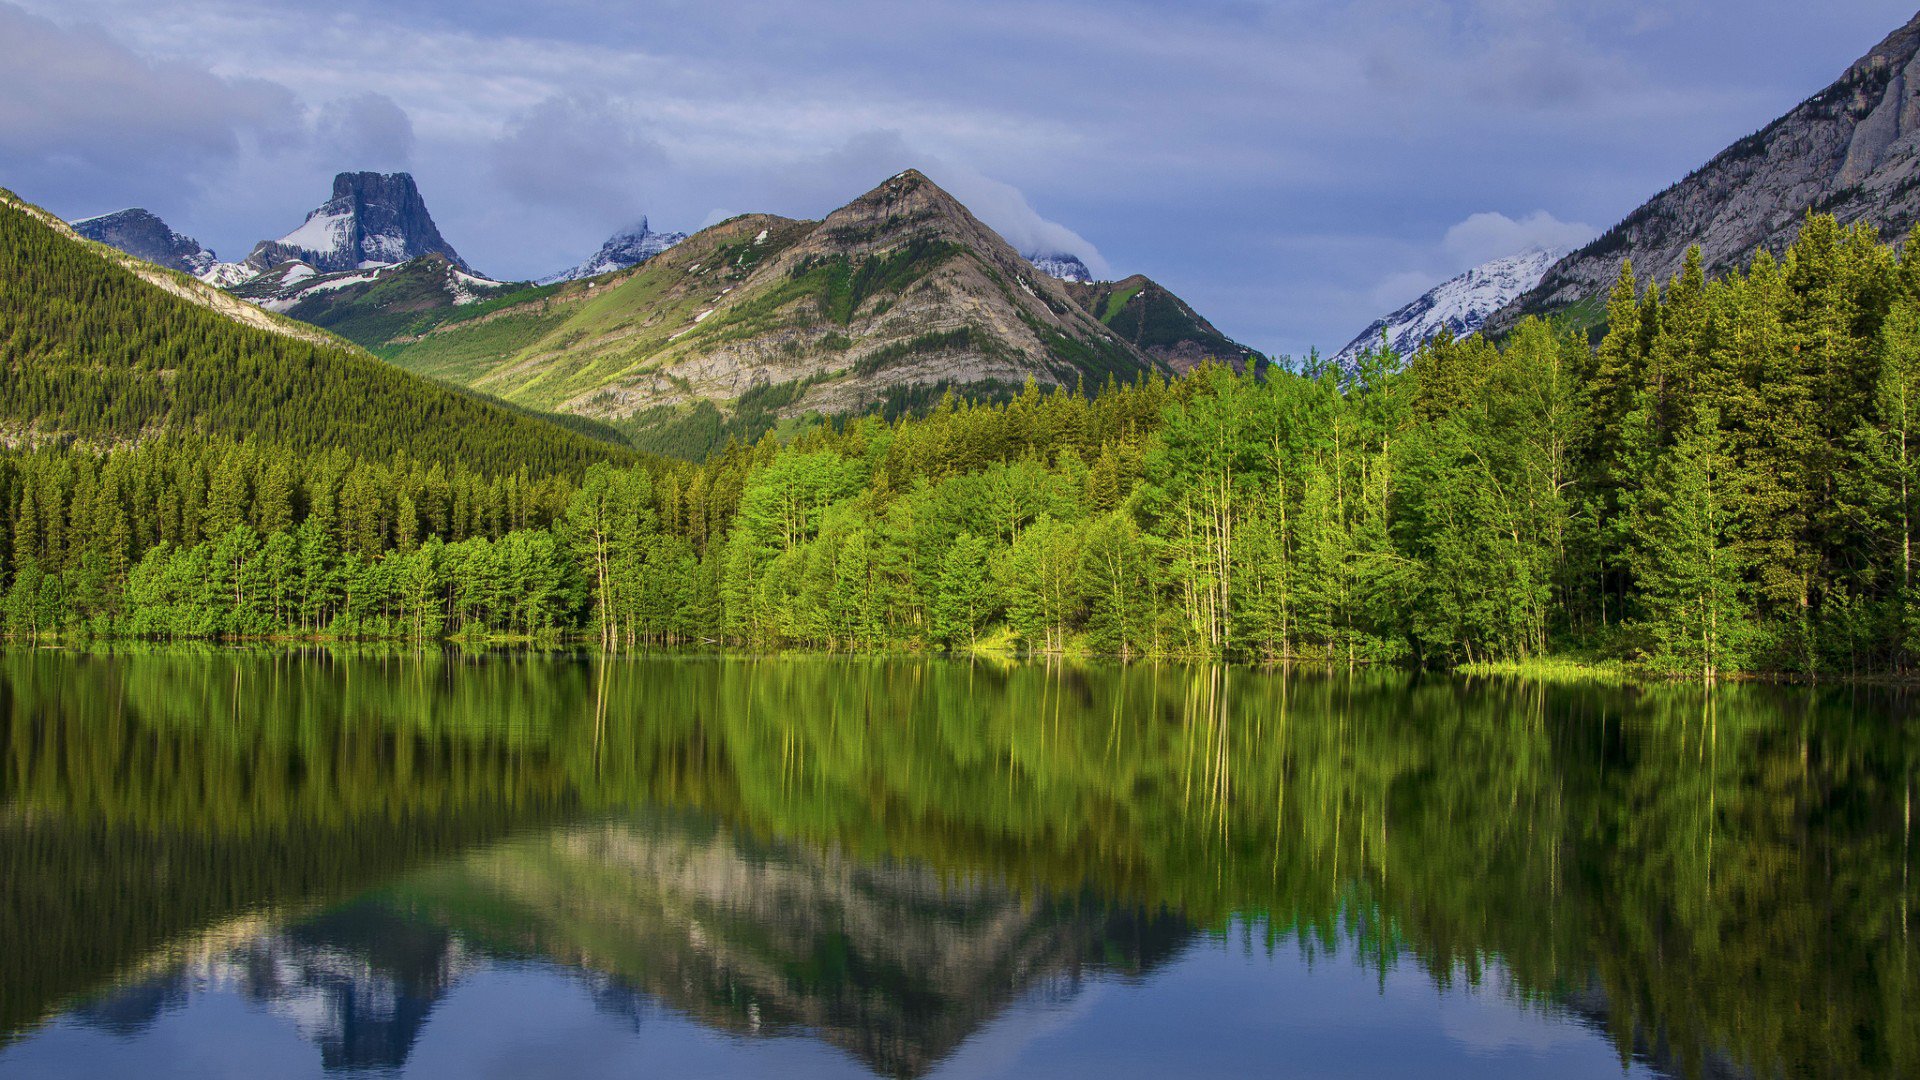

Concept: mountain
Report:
left=1491, top=10, right=1920, bottom=331
left=69, top=208, right=217, bottom=277
left=539, top=218, right=688, bottom=284
left=1062, top=274, right=1260, bottom=373
left=1336, top=248, right=1564, bottom=366
left=0, top=187, right=625, bottom=473
left=298, top=170, right=1172, bottom=456
left=1028, top=251, right=1093, bottom=283
left=229, top=255, right=519, bottom=325
left=245, top=172, right=470, bottom=275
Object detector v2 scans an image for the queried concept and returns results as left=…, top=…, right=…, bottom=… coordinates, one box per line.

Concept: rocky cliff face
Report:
left=69, top=208, right=218, bottom=277
left=1492, top=11, right=1920, bottom=329
left=246, top=172, right=469, bottom=275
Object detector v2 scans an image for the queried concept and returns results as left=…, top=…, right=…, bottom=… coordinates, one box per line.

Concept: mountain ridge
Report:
left=1337, top=248, right=1564, bottom=366
left=261, top=169, right=1263, bottom=457
left=1490, top=10, right=1920, bottom=331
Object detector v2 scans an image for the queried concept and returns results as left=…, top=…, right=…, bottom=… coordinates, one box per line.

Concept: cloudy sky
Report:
left=3, top=0, right=1915, bottom=358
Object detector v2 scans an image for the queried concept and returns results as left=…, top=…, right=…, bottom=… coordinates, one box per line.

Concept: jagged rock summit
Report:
left=1337, top=248, right=1564, bottom=366
left=1492, top=10, right=1920, bottom=329
left=246, top=171, right=469, bottom=275
left=1027, top=252, right=1093, bottom=283
left=540, top=218, right=689, bottom=284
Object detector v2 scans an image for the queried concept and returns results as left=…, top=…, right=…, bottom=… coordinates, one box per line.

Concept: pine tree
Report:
left=1631, top=408, right=1748, bottom=678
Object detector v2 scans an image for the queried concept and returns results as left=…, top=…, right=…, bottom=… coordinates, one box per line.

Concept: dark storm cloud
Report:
left=316, top=93, right=415, bottom=172
left=489, top=93, right=669, bottom=222
left=0, top=1, right=300, bottom=215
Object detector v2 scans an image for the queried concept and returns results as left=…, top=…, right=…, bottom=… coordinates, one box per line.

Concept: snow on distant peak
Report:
left=1334, top=248, right=1567, bottom=368
left=1027, top=252, right=1094, bottom=284
left=196, top=261, right=256, bottom=288
left=539, top=217, right=688, bottom=284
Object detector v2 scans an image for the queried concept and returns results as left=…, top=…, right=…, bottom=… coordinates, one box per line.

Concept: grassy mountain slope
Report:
left=275, top=172, right=1172, bottom=455
left=0, top=189, right=629, bottom=475
left=1062, top=274, right=1258, bottom=372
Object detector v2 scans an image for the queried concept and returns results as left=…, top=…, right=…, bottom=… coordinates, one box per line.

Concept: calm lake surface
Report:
left=0, top=652, right=1913, bottom=1079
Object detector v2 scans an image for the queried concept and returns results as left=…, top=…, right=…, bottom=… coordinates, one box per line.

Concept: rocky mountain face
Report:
left=540, top=218, right=688, bottom=284
left=1336, top=248, right=1564, bottom=366
left=245, top=172, right=469, bottom=275
left=69, top=208, right=217, bottom=276
left=1063, top=274, right=1260, bottom=373
left=1492, top=10, right=1920, bottom=330
left=1028, top=251, right=1093, bottom=283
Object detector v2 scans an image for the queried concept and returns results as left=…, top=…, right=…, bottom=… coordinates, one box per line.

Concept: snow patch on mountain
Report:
left=540, top=218, right=688, bottom=284
left=277, top=208, right=353, bottom=258
left=197, top=262, right=257, bottom=288
left=1027, top=252, right=1094, bottom=283
left=1334, top=248, right=1566, bottom=367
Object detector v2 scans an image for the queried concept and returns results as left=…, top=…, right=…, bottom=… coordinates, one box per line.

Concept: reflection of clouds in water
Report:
left=926, top=978, right=1107, bottom=1078
left=1425, top=965, right=1633, bottom=1064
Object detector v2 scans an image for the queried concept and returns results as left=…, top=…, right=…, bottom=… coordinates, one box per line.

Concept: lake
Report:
left=0, top=651, right=1912, bottom=1078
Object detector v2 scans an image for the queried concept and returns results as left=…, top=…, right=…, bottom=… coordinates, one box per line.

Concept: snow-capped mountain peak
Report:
left=540, top=218, right=688, bottom=284
left=1026, top=251, right=1095, bottom=284
left=1334, top=247, right=1567, bottom=367
left=244, top=172, right=469, bottom=276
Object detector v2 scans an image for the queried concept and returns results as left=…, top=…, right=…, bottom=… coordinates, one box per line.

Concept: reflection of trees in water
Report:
left=1, top=651, right=1916, bottom=1077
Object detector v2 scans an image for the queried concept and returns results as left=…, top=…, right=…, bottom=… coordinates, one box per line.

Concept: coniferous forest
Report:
left=8, top=211, right=1920, bottom=677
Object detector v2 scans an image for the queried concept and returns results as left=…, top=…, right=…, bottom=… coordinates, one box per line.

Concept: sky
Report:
left=3, top=0, right=1917, bottom=359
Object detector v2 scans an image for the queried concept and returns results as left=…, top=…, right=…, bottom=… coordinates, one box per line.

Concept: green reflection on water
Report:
left=1, top=650, right=1916, bottom=1078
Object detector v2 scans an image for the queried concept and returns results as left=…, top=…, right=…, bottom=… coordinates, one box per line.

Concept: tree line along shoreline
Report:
left=3, top=213, right=1918, bottom=679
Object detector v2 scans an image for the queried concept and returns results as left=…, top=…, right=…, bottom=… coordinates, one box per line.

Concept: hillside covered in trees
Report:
left=0, top=193, right=629, bottom=476
left=4, top=211, right=1919, bottom=676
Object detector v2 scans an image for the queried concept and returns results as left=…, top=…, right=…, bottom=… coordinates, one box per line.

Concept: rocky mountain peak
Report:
left=245, top=171, right=469, bottom=275
left=539, top=216, right=689, bottom=285
left=1337, top=248, right=1565, bottom=367
left=1028, top=252, right=1094, bottom=283
left=70, top=208, right=219, bottom=278
left=1850, top=10, right=1920, bottom=78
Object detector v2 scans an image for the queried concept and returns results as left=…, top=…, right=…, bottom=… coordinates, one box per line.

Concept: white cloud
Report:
left=920, top=162, right=1110, bottom=277
left=1369, top=269, right=1443, bottom=311
left=1443, top=210, right=1596, bottom=269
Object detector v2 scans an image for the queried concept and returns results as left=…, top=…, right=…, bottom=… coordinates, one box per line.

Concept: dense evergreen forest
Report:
left=7, top=212, right=1920, bottom=676
left=0, top=197, right=627, bottom=475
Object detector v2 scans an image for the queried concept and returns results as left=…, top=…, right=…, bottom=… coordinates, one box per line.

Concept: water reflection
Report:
left=0, top=651, right=1915, bottom=1077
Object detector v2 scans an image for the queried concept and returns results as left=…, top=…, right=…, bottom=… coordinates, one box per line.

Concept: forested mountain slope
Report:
left=0, top=189, right=627, bottom=475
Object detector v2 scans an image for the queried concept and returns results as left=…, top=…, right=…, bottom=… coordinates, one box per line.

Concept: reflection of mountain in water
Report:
left=70, top=812, right=1187, bottom=1078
